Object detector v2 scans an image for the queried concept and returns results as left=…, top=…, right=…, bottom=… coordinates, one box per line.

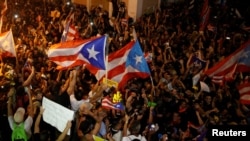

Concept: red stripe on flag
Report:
left=237, top=82, right=250, bottom=105
left=204, top=40, right=250, bottom=83
left=199, top=0, right=210, bottom=31
left=101, top=97, right=118, bottom=110
left=87, top=41, right=151, bottom=89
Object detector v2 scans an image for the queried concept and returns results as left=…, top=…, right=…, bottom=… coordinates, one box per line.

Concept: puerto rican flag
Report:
left=0, top=30, right=16, bottom=57
left=61, top=12, right=79, bottom=42
left=199, top=0, right=210, bottom=32
left=204, top=40, right=250, bottom=85
left=237, top=82, right=250, bottom=105
left=48, top=35, right=107, bottom=70
left=86, top=40, right=151, bottom=89
left=189, top=55, right=207, bottom=69
left=101, top=96, right=119, bottom=110
left=210, top=63, right=237, bottom=85
left=144, top=52, right=153, bottom=62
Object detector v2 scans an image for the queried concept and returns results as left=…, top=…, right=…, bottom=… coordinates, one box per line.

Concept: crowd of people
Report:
left=0, top=0, right=250, bottom=141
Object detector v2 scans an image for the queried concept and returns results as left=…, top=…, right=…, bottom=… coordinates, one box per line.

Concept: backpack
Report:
left=11, top=122, right=28, bottom=141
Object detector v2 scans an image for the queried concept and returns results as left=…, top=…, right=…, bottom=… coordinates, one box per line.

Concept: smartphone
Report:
left=149, top=124, right=155, bottom=131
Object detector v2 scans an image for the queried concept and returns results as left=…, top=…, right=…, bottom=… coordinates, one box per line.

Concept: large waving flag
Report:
left=87, top=40, right=151, bottom=89
left=199, top=0, right=210, bottom=32
left=48, top=36, right=107, bottom=70
left=61, top=12, right=78, bottom=42
left=0, top=30, right=16, bottom=57
left=237, top=82, right=250, bottom=105
left=0, top=0, right=7, bottom=33
left=204, top=40, right=250, bottom=84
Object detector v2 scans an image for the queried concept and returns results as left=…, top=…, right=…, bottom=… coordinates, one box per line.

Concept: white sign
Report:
left=42, top=97, right=74, bottom=135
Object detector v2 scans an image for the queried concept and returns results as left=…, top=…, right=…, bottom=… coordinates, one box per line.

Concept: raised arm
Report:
left=27, top=87, right=34, bottom=118
left=122, top=114, right=131, bottom=137
left=60, top=77, right=70, bottom=95
left=89, top=83, right=107, bottom=103
left=147, top=106, right=155, bottom=125
left=67, top=69, right=77, bottom=95
left=56, top=70, right=63, bottom=82
left=22, top=66, right=35, bottom=87
left=34, top=107, right=45, bottom=134
left=91, top=111, right=106, bottom=136
left=7, top=87, right=16, bottom=116
left=56, top=121, right=72, bottom=141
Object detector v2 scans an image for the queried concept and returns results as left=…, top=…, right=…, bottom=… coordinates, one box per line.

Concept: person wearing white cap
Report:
left=7, top=86, right=34, bottom=141
left=6, top=65, right=36, bottom=140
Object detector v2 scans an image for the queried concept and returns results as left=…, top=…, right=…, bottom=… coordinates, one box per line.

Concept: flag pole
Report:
left=105, top=34, right=109, bottom=85
left=134, top=28, right=155, bottom=96
left=0, top=0, right=7, bottom=34
left=0, top=49, right=3, bottom=77
left=150, top=75, right=156, bottom=96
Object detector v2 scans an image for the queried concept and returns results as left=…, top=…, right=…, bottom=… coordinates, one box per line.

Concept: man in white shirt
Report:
left=122, top=120, right=147, bottom=141
left=67, top=69, right=91, bottom=112
left=110, top=118, right=123, bottom=141
left=67, top=68, right=107, bottom=112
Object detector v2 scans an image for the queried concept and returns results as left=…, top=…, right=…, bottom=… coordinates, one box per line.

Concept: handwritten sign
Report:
left=42, top=97, right=74, bottom=135
left=102, top=78, right=118, bottom=88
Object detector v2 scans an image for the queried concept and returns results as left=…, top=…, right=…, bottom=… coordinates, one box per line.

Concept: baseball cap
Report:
left=14, top=107, right=25, bottom=123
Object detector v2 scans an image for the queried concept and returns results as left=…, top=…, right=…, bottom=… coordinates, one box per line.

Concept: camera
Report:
left=149, top=124, right=156, bottom=131
left=151, top=124, right=155, bottom=128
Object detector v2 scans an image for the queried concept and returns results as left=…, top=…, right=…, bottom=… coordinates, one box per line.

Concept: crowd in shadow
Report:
left=0, top=0, right=250, bottom=141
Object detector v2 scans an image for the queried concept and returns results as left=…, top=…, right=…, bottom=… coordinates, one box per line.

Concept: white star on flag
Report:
left=134, top=55, right=142, bottom=65
left=241, top=51, right=250, bottom=59
left=87, top=45, right=99, bottom=60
